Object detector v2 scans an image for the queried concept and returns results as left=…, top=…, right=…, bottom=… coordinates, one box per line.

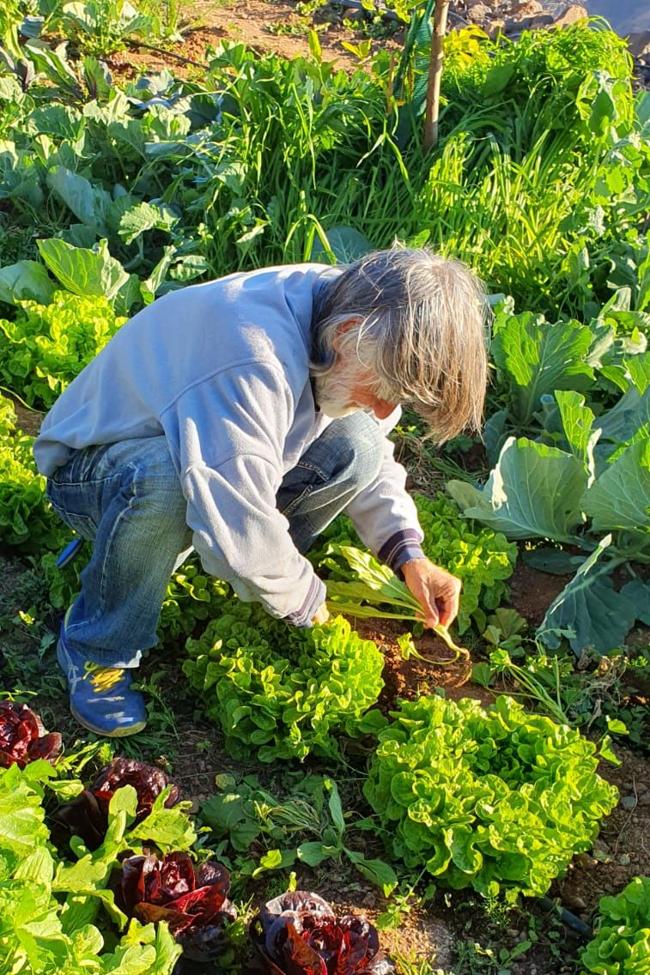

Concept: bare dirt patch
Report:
left=105, top=0, right=379, bottom=81
left=507, top=561, right=571, bottom=627
left=556, top=746, right=650, bottom=914
left=8, top=394, right=43, bottom=437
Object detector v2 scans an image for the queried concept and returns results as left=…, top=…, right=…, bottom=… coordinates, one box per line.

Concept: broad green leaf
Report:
left=583, top=440, right=650, bottom=535
left=13, top=847, right=54, bottom=886
left=118, top=201, right=176, bottom=245
left=522, top=548, right=586, bottom=575
left=626, top=351, right=650, bottom=394
left=109, top=784, right=138, bottom=820
left=310, top=226, right=372, bottom=264
left=448, top=438, right=587, bottom=543
left=37, top=238, right=130, bottom=300
left=537, top=536, right=638, bottom=654
left=296, top=841, right=329, bottom=866
left=0, top=778, right=49, bottom=857
left=109, top=919, right=182, bottom=974
left=252, top=848, right=296, bottom=875
left=0, top=261, right=55, bottom=306
left=53, top=853, right=112, bottom=893
left=555, top=390, right=599, bottom=478
left=620, top=579, right=650, bottom=624
left=325, top=778, right=345, bottom=835
left=595, top=386, right=650, bottom=445
left=47, top=166, right=110, bottom=233
left=345, top=850, right=398, bottom=895
left=605, top=717, right=629, bottom=735
left=128, top=791, right=196, bottom=852
left=24, top=38, right=79, bottom=93
left=598, top=734, right=621, bottom=766
left=492, top=312, right=594, bottom=423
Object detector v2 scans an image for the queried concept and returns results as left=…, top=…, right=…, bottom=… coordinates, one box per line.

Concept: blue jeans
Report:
left=46, top=412, right=384, bottom=668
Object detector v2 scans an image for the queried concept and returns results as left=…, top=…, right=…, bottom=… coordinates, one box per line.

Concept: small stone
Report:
left=628, top=31, right=650, bottom=60
left=522, top=13, right=554, bottom=29
left=552, top=3, right=589, bottom=28
left=343, top=8, right=366, bottom=23
left=487, top=17, right=506, bottom=37
left=510, top=0, right=542, bottom=15
left=637, top=790, right=650, bottom=806
left=314, top=7, right=340, bottom=23
left=563, top=892, right=587, bottom=911
left=619, top=854, right=631, bottom=866
left=189, top=798, right=200, bottom=814
left=620, top=795, right=637, bottom=811
left=467, top=2, right=490, bottom=23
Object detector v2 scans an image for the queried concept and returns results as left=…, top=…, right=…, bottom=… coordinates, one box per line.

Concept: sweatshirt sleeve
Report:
left=344, top=411, right=426, bottom=574
left=161, top=362, right=325, bottom=625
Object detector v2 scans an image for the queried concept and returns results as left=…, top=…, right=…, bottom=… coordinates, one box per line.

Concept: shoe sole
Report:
left=70, top=703, right=147, bottom=738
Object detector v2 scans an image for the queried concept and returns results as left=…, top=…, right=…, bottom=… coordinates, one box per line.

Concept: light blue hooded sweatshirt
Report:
left=34, top=263, right=424, bottom=624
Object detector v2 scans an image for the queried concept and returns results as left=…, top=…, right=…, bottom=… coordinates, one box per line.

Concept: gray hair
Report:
left=311, top=247, right=489, bottom=442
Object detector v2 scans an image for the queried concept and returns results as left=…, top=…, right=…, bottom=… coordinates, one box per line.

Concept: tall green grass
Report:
left=1, top=20, right=647, bottom=318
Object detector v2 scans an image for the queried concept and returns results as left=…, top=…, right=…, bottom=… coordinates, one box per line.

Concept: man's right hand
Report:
left=311, top=603, right=330, bottom=626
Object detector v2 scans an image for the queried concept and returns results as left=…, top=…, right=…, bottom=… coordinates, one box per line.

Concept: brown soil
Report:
left=507, top=562, right=572, bottom=627
left=351, top=616, right=495, bottom=709
left=104, top=0, right=400, bottom=82
left=555, top=746, right=650, bottom=915
left=8, top=395, right=43, bottom=437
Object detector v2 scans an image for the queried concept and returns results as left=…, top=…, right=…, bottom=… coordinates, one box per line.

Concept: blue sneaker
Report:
left=56, top=619, right=147, bottom=738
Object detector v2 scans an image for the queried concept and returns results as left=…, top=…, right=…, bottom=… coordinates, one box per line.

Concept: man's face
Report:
left=314, top=356, right=398, bottom=421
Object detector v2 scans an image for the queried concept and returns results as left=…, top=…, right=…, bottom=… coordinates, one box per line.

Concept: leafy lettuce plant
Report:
left=0, top=700, right=62, bottom=768
left=116, top=853, right=236, bottom=962
left=0, top=393, right=65, bottom=551
left=159, top=559, right=231, bottom=640
left=55, top=757, right=181, bottom=851
left=364, top=694, right=618, bottom=900
left=0, top=290, right=126, bottom=409
left=0, top=760, right=187, bottom=974
left=183, top=603, right=384, bottom=762
left=250, top=890, right=394, bottom=975
left=579, top=876, right=650, bottom=975
left=414, top=495, right=516, bottom=632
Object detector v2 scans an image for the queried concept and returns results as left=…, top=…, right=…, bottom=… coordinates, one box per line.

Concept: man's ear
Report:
left=332, top=317, right=361, bottom=353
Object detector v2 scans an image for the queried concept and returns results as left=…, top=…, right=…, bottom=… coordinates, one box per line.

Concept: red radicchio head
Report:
left=116, top=852, right=236, bottom=961
left=0, top=701, right=62, bottom=769
left=251, top=891, right=394, bottom=975
left=54, top=757, right=180, bottom=850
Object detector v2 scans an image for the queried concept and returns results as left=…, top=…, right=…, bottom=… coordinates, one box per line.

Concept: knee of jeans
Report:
left=335, top=413, right=385, bottom=490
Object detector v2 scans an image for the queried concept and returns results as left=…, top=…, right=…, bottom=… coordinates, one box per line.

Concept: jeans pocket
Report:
left=46, top=483, right=97, bottom=540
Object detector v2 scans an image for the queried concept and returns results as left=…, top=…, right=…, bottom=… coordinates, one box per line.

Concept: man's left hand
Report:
left=401, top=558, right=461, bottom=629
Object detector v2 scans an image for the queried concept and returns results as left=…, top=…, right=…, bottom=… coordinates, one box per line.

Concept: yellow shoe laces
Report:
left=83, top=662, right=125, bottom=693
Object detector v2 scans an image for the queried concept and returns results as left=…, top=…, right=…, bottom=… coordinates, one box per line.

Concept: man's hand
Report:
left=311, top=603, right=330, bottom=626
left=401, top=558, right=461, bottom=629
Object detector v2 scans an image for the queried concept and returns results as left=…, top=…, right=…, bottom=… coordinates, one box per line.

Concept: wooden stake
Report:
left=424, top=0, right=450, bottom=152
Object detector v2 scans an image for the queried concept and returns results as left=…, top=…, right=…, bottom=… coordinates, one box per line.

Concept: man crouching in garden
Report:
left=33, top=247, right=488, bottom=737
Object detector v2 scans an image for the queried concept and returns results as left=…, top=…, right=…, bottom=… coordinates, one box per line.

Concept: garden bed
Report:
left=1, top=4, right=649, bottom=973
